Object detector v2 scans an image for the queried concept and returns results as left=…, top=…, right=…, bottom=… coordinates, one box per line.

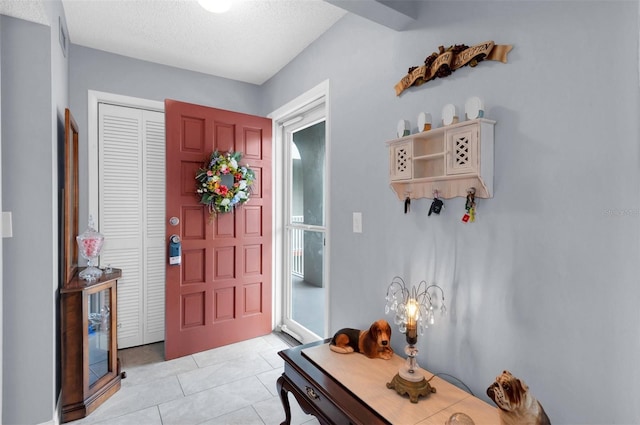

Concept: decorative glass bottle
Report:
left=76, top=215, right=104, bottom=282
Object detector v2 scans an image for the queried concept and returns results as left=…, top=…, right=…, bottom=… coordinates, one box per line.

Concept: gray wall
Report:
left=1, top=16, right=56, bottom=425
left=2, top=1, right=69, bottom=422
left=0, top=14, right=3, bottom=421
left=262, top=1, right=640, bottom=423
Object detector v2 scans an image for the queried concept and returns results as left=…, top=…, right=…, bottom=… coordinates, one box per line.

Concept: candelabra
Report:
left=384, top=276, right=446, bottom=403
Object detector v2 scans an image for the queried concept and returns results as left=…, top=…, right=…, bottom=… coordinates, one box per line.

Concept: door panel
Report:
left=98, top=104, right=165, bottom=348
left=164, top=99, right=272, bottom=360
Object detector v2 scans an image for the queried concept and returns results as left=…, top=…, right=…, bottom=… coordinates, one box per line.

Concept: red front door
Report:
left=164, top=99, right=272, bottom=360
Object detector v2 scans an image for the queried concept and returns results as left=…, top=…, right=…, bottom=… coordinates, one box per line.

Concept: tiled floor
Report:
left=72, top=333, right=321, bottom=425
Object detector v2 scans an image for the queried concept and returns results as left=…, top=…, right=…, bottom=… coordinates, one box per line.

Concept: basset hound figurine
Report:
left=329, top=319, right=393, bottom=360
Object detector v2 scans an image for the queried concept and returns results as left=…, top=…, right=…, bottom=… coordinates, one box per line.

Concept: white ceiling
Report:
left=0, top=0, right=48, bottom=25
left=0, top=0, right=416, bottom=85
left=0, top=0, right=348, bottom=85
left=63, top=0, right=352, bottom=85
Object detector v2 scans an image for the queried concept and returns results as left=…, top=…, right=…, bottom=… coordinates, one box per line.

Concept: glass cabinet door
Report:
left=87, top=288, right=111, bottom=387
left=62, top=270, right=122, bottom=423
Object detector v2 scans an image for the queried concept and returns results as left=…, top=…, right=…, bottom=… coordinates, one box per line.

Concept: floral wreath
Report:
left=196, top=150, right=255, bottom=215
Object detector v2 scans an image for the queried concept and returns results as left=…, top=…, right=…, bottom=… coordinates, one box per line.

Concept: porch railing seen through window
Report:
left=291, top=216, right=303, bottom=277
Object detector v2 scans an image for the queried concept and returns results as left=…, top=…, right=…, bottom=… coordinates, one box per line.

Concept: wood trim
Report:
left=63, top=108, right=79, bottom=286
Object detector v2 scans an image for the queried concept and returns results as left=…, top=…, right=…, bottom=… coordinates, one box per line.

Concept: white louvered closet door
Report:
left=98, top=103, right=165, bottom=349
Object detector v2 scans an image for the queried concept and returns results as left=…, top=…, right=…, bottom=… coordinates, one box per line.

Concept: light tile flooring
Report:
left=72, top=333, right=321, bottom=425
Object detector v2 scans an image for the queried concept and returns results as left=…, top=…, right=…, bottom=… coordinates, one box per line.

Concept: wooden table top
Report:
left=301, top=343, right=500, bottom=425
left=61, top=267, right=122, bottom=293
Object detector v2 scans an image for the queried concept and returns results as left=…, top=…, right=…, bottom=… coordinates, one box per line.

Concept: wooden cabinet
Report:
left=387, top=118, right=495, bottom=199
left=61, top=269, right=122, bottom=423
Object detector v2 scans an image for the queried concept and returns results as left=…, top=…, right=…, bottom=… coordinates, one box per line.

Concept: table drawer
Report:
left=285, top=363, right=356, bottom=425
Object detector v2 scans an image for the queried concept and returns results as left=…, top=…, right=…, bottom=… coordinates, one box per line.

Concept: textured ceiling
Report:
left=0, top=0, right=348, bottom=85
left=62, top=0, right=348, bottom=84
left=0, top=0, right=47, bottom=25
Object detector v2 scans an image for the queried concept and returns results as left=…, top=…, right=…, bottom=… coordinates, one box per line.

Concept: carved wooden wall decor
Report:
left=395, top=41, right=513, bottom=96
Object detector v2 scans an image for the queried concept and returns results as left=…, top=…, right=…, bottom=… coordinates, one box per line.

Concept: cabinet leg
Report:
left=276, top=375, right=292, bottom=425
left=117, top=357, right=126, bottom=379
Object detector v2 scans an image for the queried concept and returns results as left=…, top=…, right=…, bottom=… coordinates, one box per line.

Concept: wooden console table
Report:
left=277, top=340, right=499, bottom=425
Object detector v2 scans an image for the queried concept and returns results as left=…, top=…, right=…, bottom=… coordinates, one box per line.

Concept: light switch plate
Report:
left=2, top=211, right=13, bottom=238
left=353, top=212, right=362, bottom=233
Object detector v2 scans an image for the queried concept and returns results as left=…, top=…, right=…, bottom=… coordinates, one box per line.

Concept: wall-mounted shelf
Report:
left=387, top=118, right=495, bottom=200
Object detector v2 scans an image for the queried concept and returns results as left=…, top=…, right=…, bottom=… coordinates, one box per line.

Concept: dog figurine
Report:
left=487, top=370, right=551, bottom=425
left=329, top=319, right=393, bottom=360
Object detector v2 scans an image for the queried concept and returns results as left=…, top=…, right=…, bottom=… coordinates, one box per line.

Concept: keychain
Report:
left=429, top=198, right=443, bottom=216
left=404, top=197, right=411, bottom=214
left=462, top=187, right=476, bottom=223
left=429, top=190, right=444, bottom=216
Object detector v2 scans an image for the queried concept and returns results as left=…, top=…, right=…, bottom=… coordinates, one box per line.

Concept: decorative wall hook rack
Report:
left=387, top=118, right=495, bottom=200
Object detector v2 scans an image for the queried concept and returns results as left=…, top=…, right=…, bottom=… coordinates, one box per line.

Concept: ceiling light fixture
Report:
left=198, top=0, right=233, bottom=14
